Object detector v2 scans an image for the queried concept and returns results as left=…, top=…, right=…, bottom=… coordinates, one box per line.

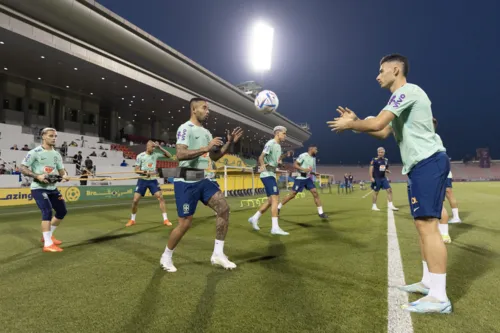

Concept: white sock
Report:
left=421, top=261, right=431, bottom=288
left=162, top=213, right=168, bottom=220
left=50, top=225, right=57, bottom=236
left=388, top=201, right=394, bottom=207
left=253, top=211, right=262, bottom=221
left=131, top=213, right=136, bottom=221
left=214, top=240, right=224, bottom=256
left=278, top=202, right=283, bottom=209
left=163, top=245, right=174, bottom=258
left=452, top=208, right=459, bottom=219
left=372, top=203, right=378, bottom=208
left=438, top=223, right=449, bottom=235
left=43, top=231, right=53, bottom=247
left=428, top=272, right=448, bottom=302
left=271, top=217, right=279, bottom=230
left=317, top=206, right=324, bottom=214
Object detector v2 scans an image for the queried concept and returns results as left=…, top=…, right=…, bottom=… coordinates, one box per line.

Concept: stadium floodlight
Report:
left=249, top=22, right=274, bottom=71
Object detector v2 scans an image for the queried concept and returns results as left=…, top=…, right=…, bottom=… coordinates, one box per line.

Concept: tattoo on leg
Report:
left=208, top=192, right=230, bottom=240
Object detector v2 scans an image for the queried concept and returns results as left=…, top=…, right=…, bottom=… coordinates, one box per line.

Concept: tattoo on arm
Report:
left=20, top=165, right=37, bottom=178
left=176, top=144, right=208, bottom=161
left=207, top=191, right=230, bottom=241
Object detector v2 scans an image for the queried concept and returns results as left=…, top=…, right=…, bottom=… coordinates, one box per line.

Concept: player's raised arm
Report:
left=154, top=141, right=173, bottom=158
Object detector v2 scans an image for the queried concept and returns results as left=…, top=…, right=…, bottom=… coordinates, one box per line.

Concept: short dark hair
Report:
left=189, top=97, right=207, bottom=110
left=433, top=117, right=438, bottom=127
left=309, top=144, right=317, bottom=149
left=380, top=54, right=409, bottom=77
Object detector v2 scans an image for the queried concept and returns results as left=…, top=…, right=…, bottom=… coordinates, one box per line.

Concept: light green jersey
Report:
left=135, top=151, right=163, bottom=179
left=175, top=120, right=214, bottom=182
left=385, top=83, right=446, bottom=175
left=435, top=134, right=452, bottom=178
left=21, top=146, right=64, bottom=190
left=260, top=139, right=282, bottom=178
left=296, top=152, right=315, bottom=179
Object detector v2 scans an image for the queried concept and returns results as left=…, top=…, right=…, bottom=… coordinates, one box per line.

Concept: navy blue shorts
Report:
left=261, top=176, right=279, bottom=197
left=292, top=178, right=316, bottom=193
left=371, top=178, right=391, bottom=192
left=407, top=152, right=450, bottom=219
left=174, top=179, right=220, bottom=217
left=135, top=179, right=161, bottom=197
left=446, top=178, right=452, bottom=188
left=31, top=189, right=67, bottom=220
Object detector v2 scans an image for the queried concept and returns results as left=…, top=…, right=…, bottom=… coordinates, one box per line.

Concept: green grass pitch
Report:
left=0, top=182, right=499, bottom=333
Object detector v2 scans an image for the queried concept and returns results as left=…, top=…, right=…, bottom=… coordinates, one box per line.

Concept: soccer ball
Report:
left=254, top=90, right=279, bottom=114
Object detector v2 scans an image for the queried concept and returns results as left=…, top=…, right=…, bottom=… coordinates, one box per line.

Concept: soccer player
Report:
left=328, top=54, right=452, bottom=313
left=369, top=147, right=399, bottom=211
left=248, top=126, right=290, bottom=235
left=277, top=145, right=327, bottom=218
left=20, top=128, right=69, bottom=252
left=433, top=118, right=462, bottom=224
left=160, top=97, right=243, bottom=272
left=126, top=140, right=173, bottom=227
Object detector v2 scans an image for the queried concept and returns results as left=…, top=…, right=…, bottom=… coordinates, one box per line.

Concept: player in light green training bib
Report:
left=248, top=126, right=292, bottom=235
left=328, top=54, right=452, bottom=314
left=160, top=97, right=243, bottom=273
left=126, top=140, right=172, bottom=227
left=277, top=145, right=328, bottom=219
left=20, top=128, right=69, bottom=253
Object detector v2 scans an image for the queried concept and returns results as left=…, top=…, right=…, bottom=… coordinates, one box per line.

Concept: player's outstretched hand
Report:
left=227, top=127, right=244, bottom=143
left=336, top=106, right=358, bottom=120
left=208, top=137, right=224, bottom=150
left=61, top=175, right=70, bottom=182
left=327, top=107, right=358, bottom=133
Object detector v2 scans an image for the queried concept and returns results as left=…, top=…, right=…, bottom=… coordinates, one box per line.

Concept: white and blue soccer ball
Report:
left=254, top=90, right=279, bottom=114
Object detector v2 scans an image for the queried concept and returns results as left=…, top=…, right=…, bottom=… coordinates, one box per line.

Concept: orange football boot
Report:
left=43, top=244, right=63, bottom=252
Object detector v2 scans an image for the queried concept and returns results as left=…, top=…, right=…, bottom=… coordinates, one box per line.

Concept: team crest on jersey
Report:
left=44, top=166, right=54, bottom=173
left=147, top=163, right=153, bottom=168
left=183, top=203, right=190, bottom=214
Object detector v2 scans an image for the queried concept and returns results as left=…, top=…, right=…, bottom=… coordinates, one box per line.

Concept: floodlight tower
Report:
left=249, top=21, right=274, bottom=87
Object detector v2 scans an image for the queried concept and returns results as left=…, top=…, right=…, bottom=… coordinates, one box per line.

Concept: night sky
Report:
left=98, top=0, right=499, bottom=164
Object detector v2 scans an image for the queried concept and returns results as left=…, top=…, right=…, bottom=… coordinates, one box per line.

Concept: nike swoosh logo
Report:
left=413, top=207, right=420, bottom=212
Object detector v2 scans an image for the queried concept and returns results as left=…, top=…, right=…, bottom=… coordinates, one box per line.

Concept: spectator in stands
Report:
left=69, top=141, right=78, bottom=147
left=73, top=151, right=83, bottom=173
left=100, top=151, right=107, bottom=158
left=90, top=151, right=97, bottom=157
left=0, top=164, right=5, bottom=175
left=80, top=136, right=85, bottom=148
left=61, top=142, right=68, bottom=157
left=120, top=160, right=128, bottom=167
left=80, top=168, right=90, bottom=186
left=12, top=167, right=22, bottom=182
left=10, top=144, right=19, bottom=150
left=84, top=156, right=93, bottom=172
left=99, top=145, right=104, bottom=150
left=21, top=144, right=30, bottom=151
left=120, top=127, right=125, bottom=140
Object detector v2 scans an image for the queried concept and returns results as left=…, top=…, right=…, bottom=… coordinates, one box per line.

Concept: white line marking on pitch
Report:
left=387, top=208, right=414, bottom=333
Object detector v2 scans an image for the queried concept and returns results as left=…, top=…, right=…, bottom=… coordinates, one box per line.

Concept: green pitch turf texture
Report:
left=0, top=183, right=499, bottom=333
